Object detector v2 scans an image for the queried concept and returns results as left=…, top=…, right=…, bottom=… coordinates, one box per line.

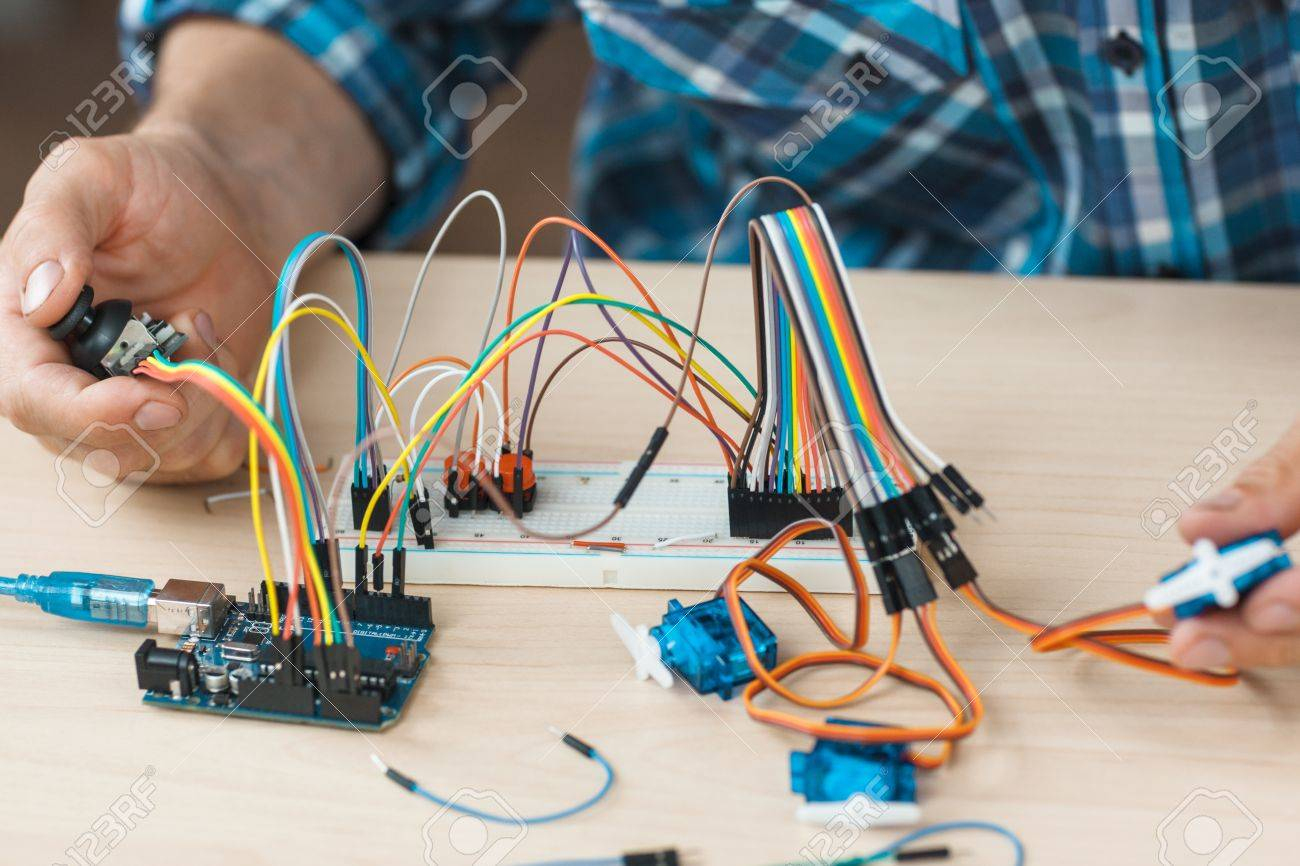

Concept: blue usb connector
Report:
left=1, top=572, right=231, bottom=636
left=0, top=572, right=155, bottom=627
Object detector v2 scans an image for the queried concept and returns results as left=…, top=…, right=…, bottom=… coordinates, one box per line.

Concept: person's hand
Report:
left=1162, top=416, right=1300, bottom=669
left=0, top=127, right=277, bottom=482
left=0, top=18, right=385, bottom=485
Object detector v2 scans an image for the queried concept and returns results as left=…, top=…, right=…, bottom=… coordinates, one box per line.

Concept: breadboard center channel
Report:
left=338, top=462, right=876, bottom=594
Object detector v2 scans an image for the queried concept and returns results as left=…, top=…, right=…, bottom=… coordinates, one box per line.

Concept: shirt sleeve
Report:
left=119, top=0, right=555, bottom=246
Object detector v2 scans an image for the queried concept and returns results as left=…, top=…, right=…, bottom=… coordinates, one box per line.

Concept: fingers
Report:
left=150, top=411, right=248, bottom=483
left=1160, top=416, right=1300, bottom=670
left=8, top=361, right=186, bottom=444
left=3, top=139, right=128, bottom=326
left=139, top=307, right=247, bottom=480
left=133, top=308, right=240, bottom=470
left=1170, top=577, right=1300, bottom=670
left=6, top=306, right=243, bottom=481
left=1239, top=564, right=1300, bottom=634
left=1178, top=416, right=1300, bottom=545
left=168, top=307, right=224, bottom=368
left=1164, top=567, right=1300, bottom=669
left=0, top=135, right=254, bottom=486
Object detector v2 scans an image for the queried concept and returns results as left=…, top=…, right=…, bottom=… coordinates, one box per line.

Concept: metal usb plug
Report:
left=147, top=579, right=231, bottom=638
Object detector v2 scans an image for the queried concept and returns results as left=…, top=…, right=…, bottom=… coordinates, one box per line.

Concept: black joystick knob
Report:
left=47, top=285, right=187, bottom=379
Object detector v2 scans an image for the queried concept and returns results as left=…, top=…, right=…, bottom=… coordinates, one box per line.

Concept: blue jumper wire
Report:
left=371, top=728, right=614, bottom=825
left=852, top=820, right=1024, bottom=865
left=271, top=233, right=375, bottom=526
left=514, top=821, right=1025, bottom=866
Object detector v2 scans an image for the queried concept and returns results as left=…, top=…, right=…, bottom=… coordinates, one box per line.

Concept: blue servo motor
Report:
left=790, top=718, right=916, bottom=805
left=1144, top=531, right=1291, bottom=620
left=650, top=597, right=777, bottom=699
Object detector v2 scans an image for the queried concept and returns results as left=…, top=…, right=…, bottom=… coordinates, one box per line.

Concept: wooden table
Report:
left=2, top=253, right=1297, bottom=866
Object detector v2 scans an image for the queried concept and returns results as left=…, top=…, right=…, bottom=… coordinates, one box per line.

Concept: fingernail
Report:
left=22, top=260, right=63, bottom=314
left=134, top=401, right=181, bottom=431
left=1180, top=637, right=1231, bottom=670
left=194, top=310, right=218, bottom=348
left=1248, top=602, right=1300, bottom=633
left=1195, top=490, right=1242, bottom=511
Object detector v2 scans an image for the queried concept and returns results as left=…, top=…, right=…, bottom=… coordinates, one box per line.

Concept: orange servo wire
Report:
left=739, top=613, right=977, bottom=766
left=715, top=519, right=980, bottom=763
left=499, top=216, right=731, bottom=472
left=961, top=583, right=1238, bottom=687
left=794, top=367, right=824, bottom=491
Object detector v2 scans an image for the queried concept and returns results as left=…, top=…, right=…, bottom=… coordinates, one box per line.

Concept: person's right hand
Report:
left=0, top=19, right=386, bottom=486
left=1163, top=417, right=1300, bottom=670
left=0, top=126, right=278, bottom=482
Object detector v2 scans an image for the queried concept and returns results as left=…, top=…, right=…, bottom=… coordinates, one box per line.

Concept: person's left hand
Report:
left=1157, top=416, right=1300, bottom=669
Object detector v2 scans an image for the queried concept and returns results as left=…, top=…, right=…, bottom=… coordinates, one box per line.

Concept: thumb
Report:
left=6, top=142, right=126, bottom=326
left=1178, top=416, right=1300, bottom=545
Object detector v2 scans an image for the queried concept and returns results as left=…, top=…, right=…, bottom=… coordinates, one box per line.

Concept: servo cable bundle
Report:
left=720, top=518, right=982, bottom=769
left=734, top=197, right=1275, bottom=691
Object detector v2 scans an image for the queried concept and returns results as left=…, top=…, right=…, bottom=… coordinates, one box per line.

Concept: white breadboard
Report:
left=338, top=461, right=876, bottom=594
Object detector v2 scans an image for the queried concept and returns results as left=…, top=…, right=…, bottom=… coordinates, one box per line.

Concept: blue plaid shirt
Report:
left=122, top=1, right=1300, bottom=280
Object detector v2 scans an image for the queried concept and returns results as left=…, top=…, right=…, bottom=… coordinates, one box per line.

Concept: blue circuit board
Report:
left=140, top=602, right=433, bottom=731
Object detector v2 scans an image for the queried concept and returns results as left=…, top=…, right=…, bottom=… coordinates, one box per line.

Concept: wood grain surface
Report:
left=1, top=254, right=1297, bottom=866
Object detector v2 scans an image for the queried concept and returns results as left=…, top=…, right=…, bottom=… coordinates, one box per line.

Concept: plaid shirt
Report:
left=122, top=0, right=1300, bottom=280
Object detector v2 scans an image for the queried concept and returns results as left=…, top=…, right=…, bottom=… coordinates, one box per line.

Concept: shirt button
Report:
left=1101, top=31, right=1145, bottom=75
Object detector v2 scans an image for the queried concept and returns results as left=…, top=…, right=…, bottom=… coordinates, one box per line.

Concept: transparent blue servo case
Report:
left=650, top=596, right=777, bottom=699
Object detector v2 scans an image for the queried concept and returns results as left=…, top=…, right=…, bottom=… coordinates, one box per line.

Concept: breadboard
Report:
left=338, top=462, right=875, bottom=594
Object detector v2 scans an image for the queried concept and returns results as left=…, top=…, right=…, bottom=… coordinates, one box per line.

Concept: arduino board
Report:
left=135, top=581, right=434, bottom=730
